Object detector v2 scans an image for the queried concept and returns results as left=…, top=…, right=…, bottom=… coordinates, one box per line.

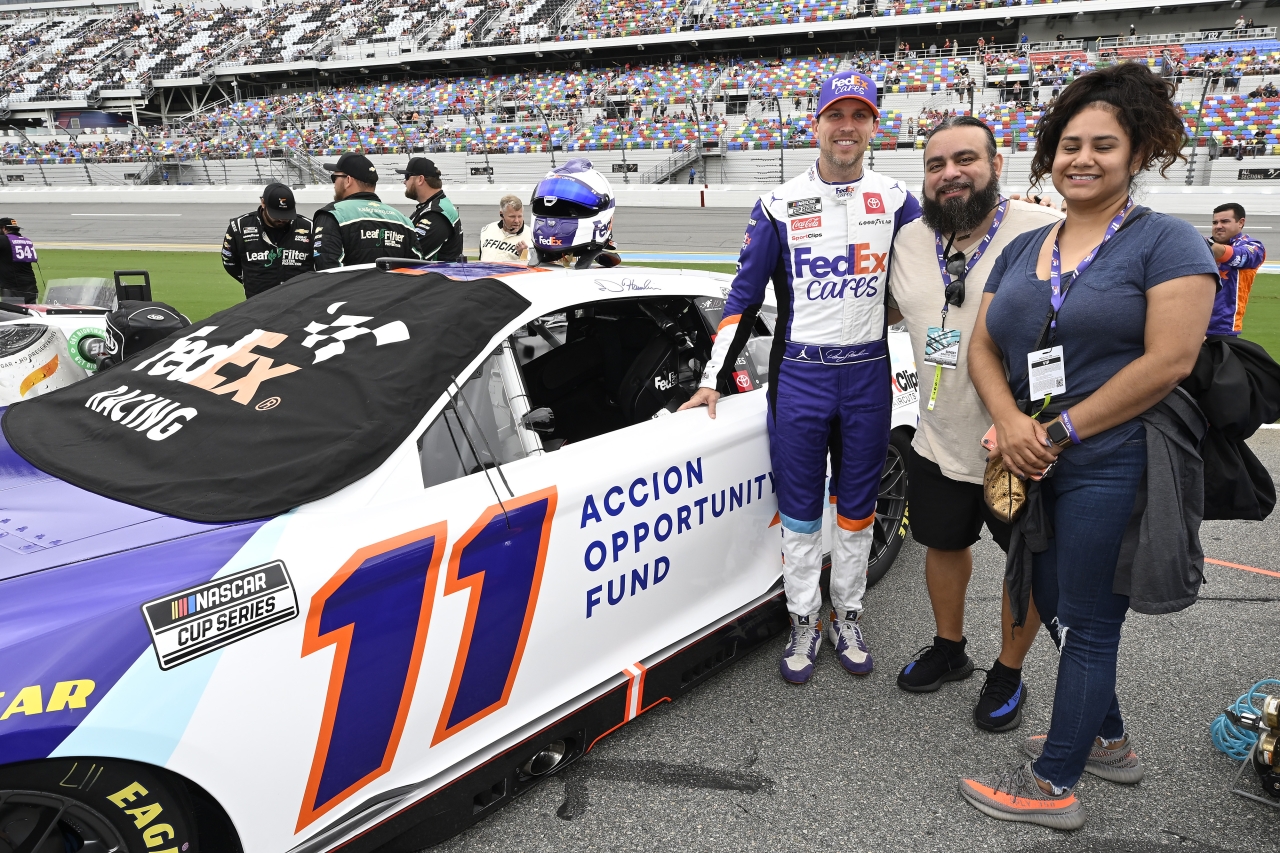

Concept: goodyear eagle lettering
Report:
left=0, top=680, right=96, bottom=720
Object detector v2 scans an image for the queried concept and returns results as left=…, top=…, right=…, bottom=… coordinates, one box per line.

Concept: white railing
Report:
left=1096, top=27, right=1278, bottom=50
left=331, top=40, right=417, bottom=61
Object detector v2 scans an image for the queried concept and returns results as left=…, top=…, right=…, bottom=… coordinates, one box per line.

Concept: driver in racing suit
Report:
left=681, top=71, right=921, bottom=684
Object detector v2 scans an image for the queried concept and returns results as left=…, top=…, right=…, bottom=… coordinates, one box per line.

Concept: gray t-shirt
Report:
left=888, top=200, right=1063, bottom=483
left=984, top=210, right=1218, bottom=463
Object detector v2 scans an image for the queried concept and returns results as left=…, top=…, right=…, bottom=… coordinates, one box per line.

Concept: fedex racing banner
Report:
left=1, top=269, right=531, bottom=522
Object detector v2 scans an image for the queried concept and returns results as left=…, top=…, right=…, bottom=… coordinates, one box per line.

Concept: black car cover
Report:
left=2, top=268, right=530, bottom=522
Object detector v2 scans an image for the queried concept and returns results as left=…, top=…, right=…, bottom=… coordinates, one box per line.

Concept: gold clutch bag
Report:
left=984, top=456, right=1026, bottom=523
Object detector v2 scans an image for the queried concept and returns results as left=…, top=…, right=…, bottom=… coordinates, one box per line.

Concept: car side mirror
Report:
left=521, top=407, right=555, bottom=435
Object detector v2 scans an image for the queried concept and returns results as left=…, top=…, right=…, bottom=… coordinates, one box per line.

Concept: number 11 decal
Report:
left=433, top=487, right=557, bottom=743
left=297, top=487, right=557, bottom=831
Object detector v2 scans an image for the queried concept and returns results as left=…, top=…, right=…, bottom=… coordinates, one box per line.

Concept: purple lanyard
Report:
left=934, top=198, right=1007, bottom=320
left=1049, top=198, right=1132, bottom=331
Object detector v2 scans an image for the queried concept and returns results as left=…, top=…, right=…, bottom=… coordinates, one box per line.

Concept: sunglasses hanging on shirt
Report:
left=921, top=199, right=1009, bottom=414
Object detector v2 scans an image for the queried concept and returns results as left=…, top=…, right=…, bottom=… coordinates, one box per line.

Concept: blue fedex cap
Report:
left=816, top=71, right=880, bottom=119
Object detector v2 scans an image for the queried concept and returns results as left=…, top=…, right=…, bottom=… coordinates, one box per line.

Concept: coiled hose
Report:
left=1212, top=678, right=1280, bottom=762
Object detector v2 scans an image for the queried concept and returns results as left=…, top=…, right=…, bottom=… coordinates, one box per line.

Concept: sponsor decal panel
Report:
left=0, top=680, right=96, bottom=721
left=790, top=215, right=822, bottom=232
left=863, top=192, right=885, bottom=214
left=141, top=561, right=299, bottom=670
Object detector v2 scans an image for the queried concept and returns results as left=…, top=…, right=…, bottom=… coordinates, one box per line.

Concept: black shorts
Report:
left=906, top=444, right=1012, bottom=552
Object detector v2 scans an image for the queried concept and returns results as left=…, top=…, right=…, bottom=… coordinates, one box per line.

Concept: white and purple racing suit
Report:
left=702, top=162, right=920, bottom=618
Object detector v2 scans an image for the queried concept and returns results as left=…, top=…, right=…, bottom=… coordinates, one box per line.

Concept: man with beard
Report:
left=681, top=71, right=921, bottom=685
left=885, top=116, right=1061, bottom=731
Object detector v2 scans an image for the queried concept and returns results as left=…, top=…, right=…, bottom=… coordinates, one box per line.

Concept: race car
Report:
left=0, top=277, right=114, bottom=404
left=0, top=261, right=917, bottom=853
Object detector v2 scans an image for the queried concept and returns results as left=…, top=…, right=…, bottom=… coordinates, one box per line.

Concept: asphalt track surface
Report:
left=10, top=202, right=1280, bottom=261
left=428, top=434, right=1280, bottom=853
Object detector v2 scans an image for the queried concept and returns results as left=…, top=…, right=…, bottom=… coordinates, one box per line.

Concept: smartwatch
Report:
left=1045, top=417, right=1072, bottom=448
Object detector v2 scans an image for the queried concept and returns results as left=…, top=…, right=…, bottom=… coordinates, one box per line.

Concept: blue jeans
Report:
left=1031, top=437, right=1145, bottom=789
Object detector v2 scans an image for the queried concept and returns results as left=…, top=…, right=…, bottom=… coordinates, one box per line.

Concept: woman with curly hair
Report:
left=958, top=63, right=1219, bottom=829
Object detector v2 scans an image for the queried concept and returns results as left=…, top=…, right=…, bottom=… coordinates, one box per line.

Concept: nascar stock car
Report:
left=0, top=278, right=116, bottom=404
left=0, top=260, right=919, bottom=853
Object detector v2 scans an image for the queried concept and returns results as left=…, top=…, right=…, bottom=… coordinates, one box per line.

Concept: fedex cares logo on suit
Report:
left=793, top=244, right=886, bottom=301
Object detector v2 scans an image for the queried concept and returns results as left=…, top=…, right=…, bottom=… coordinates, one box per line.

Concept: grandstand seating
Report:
left=1186, top=94, right=1280, bottom=149
left=4, top=6, right=1280, bottom=168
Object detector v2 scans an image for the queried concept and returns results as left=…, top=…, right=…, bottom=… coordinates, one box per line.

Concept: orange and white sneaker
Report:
left=959, top=761, right=1085, bottom=831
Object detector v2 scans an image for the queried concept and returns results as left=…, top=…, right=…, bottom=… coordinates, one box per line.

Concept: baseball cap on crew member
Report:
left=323, top=152, right=378, bottom=185
left=261, top=183, right=298, bottom=221
left=816, top=71, right=880, bottom=119
left=395, top=157, right=442, bottom=179
left=0, top=217, right=18, bottom=230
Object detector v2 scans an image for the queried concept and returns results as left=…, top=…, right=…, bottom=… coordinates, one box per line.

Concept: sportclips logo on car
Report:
left=82, top=302, right=411, bottom=441
left=793, top=244, right=888, bottom=301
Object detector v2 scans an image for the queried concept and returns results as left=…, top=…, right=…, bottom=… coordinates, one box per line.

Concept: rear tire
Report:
left=0, top=758, right=200, bottom=853
left=867, top=427, right=912, bottom=588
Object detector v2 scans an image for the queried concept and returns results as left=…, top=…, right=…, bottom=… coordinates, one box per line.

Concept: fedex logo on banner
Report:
left=863, top=193, right=884, bottom=214
left=790, top=215, right=822, bottom=231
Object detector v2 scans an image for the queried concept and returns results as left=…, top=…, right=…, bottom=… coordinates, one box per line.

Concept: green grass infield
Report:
left=30, top=250, right=1277, bottom=363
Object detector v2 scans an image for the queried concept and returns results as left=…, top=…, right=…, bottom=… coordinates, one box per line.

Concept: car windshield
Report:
left=40, top=278, right=116, bottom=310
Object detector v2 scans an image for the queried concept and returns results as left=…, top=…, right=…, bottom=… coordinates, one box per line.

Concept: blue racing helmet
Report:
left=530, top=159, right=615, bottom=266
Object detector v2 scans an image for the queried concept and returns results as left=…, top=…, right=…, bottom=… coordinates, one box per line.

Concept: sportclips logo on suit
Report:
left=82, top=303, right=412, bottom=441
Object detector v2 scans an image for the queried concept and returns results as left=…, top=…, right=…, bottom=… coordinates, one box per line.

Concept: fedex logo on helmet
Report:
left=831, top=75, right=869, bottom=96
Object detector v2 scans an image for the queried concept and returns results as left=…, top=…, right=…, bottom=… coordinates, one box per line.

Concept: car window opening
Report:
left=419, top=349, right=528, bottom=491
left=509, top=296, right=770, bottom=449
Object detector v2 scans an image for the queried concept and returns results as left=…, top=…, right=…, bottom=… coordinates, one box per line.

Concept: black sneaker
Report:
left=897, top=636, right=974, bottom=693
left=974, top=660, right=1027, bottom=732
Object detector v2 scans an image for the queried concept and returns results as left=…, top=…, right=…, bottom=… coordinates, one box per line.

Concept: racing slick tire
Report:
left=866, top=427, right=912, bottom=588
left=0, top=757, right=204, bottom=853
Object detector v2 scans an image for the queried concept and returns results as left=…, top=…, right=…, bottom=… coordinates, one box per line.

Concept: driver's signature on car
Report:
left=595, top=277, right=658, bottom=293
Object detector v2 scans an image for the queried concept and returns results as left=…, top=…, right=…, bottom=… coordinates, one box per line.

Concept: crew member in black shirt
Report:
left=313, top=153, right=422, bottom=270
left=397, top=158, right=465, bottom=262
left=222, top=184, right=314, bottom=298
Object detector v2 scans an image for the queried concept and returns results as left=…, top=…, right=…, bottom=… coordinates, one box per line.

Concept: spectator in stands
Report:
left=398, top=157, right=465, bottom=262
left=886, top=115, right=1062, bottom=730
left=221, top=183, right=314, bottom=299
left=1207, top=202, right=1267, bottom=336
left=960, top=62, right=1218, bottom=831
left=313, top=152, right=421, bottom=270
left=1233, top=14, right=1246, bottom=31
left=478, top=195, right=533, bottom=263
left=0, top=217, right=38, bottom=304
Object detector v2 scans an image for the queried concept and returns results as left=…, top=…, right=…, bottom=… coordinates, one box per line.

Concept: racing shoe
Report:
left=1023, top=733, right=1145, bottom=784
left=779, top=612, right=822, bottom=684
left=959, top=761, right=1085, bottom=831
left=897, top=636, right=974, bottom=693
left=827, top=610, right=873, bottom=676
left=974, top=660, right=1027, bottom=732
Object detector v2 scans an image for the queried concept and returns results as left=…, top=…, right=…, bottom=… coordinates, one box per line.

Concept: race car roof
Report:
left=2, top=267, right=531, bottom=522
